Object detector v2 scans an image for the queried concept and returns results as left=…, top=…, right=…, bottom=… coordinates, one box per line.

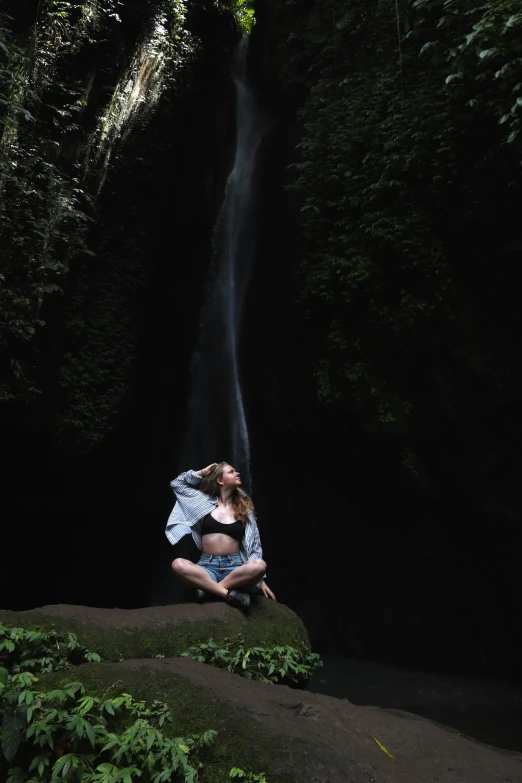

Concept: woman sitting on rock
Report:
left=166, top=462, right=276, bottom=608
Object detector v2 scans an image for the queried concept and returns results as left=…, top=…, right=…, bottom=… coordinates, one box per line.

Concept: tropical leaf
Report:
left=1, top=712, right=22, bottom=763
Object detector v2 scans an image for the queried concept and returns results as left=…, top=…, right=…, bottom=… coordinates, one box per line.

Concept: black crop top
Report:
left=201, top=513, right=244, bottom=543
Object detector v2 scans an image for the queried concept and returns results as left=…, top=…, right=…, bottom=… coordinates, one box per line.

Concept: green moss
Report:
left=0, top=601, right=311, bottom=664
left=39, top=662, right=303, bottom=782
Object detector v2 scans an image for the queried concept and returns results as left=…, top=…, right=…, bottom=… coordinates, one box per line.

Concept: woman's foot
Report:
left=226, top=589, right=251, bottom=609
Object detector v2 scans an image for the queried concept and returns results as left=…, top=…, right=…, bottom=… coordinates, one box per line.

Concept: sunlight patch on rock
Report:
left=90, top=3, right=188, bottom=192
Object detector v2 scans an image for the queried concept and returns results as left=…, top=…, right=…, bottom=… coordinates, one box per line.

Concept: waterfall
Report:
left=183, top=38, right=266, bottom=492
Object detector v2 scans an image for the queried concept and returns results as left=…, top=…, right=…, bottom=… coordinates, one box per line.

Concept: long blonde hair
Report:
left=200, top=461, right=254, bottom=524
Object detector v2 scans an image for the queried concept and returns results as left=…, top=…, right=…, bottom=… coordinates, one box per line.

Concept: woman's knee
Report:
left=249, top=558, right=266, bottom=575
left=171, top=558, right=190, bottom=576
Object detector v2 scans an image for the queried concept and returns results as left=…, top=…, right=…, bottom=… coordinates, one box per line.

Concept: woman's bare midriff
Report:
left=201, top=533, right=240, bottom=556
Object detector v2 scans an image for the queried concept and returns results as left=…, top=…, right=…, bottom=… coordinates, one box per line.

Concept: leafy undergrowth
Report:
left=0, top=669, right=216, bottom=783
left=1, top=623, right=317, bottom=781
left=180, top=636, right=322, bottom=685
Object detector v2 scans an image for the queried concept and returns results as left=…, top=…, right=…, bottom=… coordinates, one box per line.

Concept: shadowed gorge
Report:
left=2, top=0, right=522, bottom=711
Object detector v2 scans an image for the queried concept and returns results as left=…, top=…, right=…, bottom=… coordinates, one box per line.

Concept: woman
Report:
left=166, top=462, right=276, bottom=608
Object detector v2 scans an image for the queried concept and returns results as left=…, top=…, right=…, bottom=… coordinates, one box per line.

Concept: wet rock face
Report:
left=39, top=656, right=522, bottom=783
left=0, top=599, right=311, bottom=662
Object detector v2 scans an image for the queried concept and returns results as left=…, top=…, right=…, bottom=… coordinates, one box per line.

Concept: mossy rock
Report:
left=38, top=659, right=329, bottom=783
left=0, top=601, right=311, bottom=662
left=37, top=657, right=522, bottom=783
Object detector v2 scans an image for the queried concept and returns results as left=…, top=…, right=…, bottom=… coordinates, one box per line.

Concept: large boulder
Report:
left=0, top=600, right=311, bottom=662
left=39, top=657, right=522, bottom=783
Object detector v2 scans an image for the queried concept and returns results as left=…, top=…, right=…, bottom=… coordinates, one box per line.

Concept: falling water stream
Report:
left=183, top=38, right=266, bottom=490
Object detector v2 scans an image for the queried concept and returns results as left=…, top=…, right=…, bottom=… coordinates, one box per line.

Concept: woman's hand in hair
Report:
left=199, top=463, right=217, bottom=476
left=261, top=581, right=276, bottom=601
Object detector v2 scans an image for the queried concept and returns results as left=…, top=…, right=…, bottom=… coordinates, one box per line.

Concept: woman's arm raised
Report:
left=170, top=464, right=217, bottom=498
left=198, top=463, right=217, bottom=477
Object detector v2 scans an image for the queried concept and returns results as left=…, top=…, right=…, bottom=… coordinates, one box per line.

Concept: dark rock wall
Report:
left=1, top=1, right=239, bottom=611
left=239, top=0, right=522, bottom=681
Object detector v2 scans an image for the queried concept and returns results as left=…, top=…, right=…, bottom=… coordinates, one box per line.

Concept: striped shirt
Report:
left=165, top=470, right=265, bottom=580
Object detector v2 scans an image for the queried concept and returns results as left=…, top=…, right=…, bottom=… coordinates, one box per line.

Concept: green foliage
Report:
left=53, top=232, right=147, bottom=452
left=180, top=636, right=322, bottom=685
left=0, top=624, right=102, bottom=676
left=224, top=1, right=256, bottom=36
left=0, top=0, right=197, bottom=429
left=0, top=625, right=276, bottom=783
left=230, top=770, right=268, bottom=783
left=0, top=669, right=216, bottom=782
left=0, top=0, right=253, bottom=447
left=0, top=624, right=211, bottom=780
left=275, top=0, right=453, bottom=424
left=264, top=0, right=522, bottom=514
left=0, top=6, right=108, bottom=403
left=413, top=0, right=522, bottom=149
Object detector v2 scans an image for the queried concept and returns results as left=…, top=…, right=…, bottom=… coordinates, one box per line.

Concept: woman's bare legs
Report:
left=171, top=559, right=227, bottom=598
left=221, top=559, right=266, bottom=592
left=171, top=558, right=267, bottom=598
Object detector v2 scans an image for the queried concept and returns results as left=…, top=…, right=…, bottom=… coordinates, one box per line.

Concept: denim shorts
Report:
left=197, top=553, right=244, bottom=583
